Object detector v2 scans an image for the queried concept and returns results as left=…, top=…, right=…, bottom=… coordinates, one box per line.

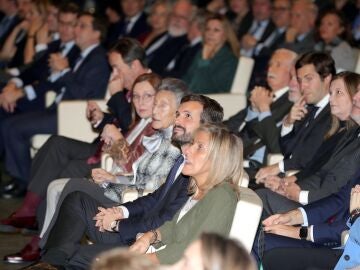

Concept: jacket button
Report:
left=344, top=255, right=350, bottom=261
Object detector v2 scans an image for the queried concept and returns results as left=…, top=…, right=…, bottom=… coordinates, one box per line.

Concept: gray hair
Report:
left=158, top=78, right=190, bottom=107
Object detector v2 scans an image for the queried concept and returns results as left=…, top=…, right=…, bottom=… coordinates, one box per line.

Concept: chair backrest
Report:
left=205, top=93, right=247, bottom=120
left=353, top=47, right=360, bottom=74
left=230, top=56, right=254, bottom=94
left=229, top=187, right=263, bottom=252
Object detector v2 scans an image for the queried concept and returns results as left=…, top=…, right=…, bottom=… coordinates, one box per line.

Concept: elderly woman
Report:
left=129, top=124, right=244, bottom=264
left=183, top=14, right=239, bottom=94
left=314, top=9, right=356, bottom=72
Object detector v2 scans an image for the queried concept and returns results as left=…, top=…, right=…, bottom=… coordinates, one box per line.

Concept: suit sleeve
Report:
left=224, top=109, right=247, bottom=133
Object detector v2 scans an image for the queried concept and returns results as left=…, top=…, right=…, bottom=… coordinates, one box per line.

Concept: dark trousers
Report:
left=42, top=192, right=123, bottom=269
left=28, top=135, right=99, bottom=196
left=1, top=110, right=55, bottom=187
left=262, top=247, right=342, bottom=270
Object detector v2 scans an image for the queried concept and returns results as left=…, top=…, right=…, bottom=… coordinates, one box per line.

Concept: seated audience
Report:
left=0, top=0, right=21, bottom=50
left=256, top=71, right=360, bottom=217
left=225, top=48, right=296, bottom=175
left=147, top=0, right=195, bottom=75
left=239, top=0, right=275, bottom=58
left=183, top=14, right=239, bottom=93
left=168, top=233, right=256, bottom=270
left=314, top=9, right=356, bottom=72
left=17, top=99, right=224, bottom=268
left=280, top=0, right=317, bottom=54
left=255, top=52, right=334, bottom=182
left=138, top=0, right=170, bottom=49
left=260, top=183, right=360, bottom=270
left=103, top=0, right=122, bottom=48
left=226, top=0, right=252, bottom=35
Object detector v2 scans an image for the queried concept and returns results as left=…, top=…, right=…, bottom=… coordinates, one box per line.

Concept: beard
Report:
left=172, top=125, right=192, bottom=147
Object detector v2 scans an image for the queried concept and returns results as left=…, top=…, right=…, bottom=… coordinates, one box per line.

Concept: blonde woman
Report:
left=130, top=124, right=243, bottom=264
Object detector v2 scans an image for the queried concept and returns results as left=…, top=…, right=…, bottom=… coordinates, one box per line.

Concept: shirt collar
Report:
left=81, top=43, right=99, bottom=59
left=190, top=36, right=202, bottom=46
left=313, top=94, right=330, bottom=117
left=127, top=12, right=142, bottom=24
left=273, top=86, right=289, bottom=101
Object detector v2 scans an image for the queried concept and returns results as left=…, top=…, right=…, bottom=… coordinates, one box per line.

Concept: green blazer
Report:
left=156, top=182, right=238, bottom=264
left=183, top=45, right=238, bottom=94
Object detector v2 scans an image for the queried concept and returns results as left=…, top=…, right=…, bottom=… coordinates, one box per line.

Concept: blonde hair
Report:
left=189, top=124, right=243, bottom=198
left=91, top=248, right=158, bottom=270
left=205, top=14, right=240, bottom=57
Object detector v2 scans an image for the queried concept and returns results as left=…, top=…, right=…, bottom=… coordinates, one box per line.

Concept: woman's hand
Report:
left=101, top=124, right=123, bottom=145
left=91, top=168, right=116, bottom=184
left=36, top=22, right=49, bottom=44
left=350, top=184, right=360, bottom=213
left=129, top=232, right=153, bottom=254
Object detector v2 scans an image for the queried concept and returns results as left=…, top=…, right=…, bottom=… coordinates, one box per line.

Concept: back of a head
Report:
left=91, top=248, right=158, bottom=270
left=200, top=233, right=256, bottom=270
left=180, top=94, right=224, bottom=124
left=109, top=38, right=147, bottom=68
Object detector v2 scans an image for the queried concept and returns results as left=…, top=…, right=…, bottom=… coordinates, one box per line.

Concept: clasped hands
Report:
left=93, top=206, right=123, bottom=232
left=249, top=86, right=273, bottom=113
left=0, top=82, right=25, bottom=112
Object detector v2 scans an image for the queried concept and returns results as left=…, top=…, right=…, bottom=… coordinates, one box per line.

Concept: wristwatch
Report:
left=299, top=226, right=308, bottom=240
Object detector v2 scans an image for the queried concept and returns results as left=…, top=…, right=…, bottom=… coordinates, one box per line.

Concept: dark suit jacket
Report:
left=29, top=45, right=109, bottom=111
left=118, top=12, right=150, bottom=40
left=163, top=41, right=202, bottom=79
left=225, top=91, right=293, bottom=160
left=148, top=34, right=189, bottom=76
left=0, top=15, right=20, bottom=49
left=19, top=41, right=81, bottom=87
left=304, top=168, right=360, bottom=245
left=280, top=103, right=332, bottom=171
left=298, top=127, right=360, bottom=202
left=280, top=30, right=316, bottom=55
left=116, top=174, right=190, bottom=245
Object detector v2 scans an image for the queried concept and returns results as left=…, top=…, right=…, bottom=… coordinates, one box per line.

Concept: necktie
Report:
left=160, top=155, right=185, bottom=200
left=304, top=104, right=319, bottom=127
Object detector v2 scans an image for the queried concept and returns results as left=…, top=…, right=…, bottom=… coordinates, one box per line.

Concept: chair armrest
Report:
left=58, top=99, right=107, bottom=142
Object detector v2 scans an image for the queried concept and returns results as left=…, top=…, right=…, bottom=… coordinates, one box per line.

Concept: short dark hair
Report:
left=58, top=2, right=79, bottom=15
left=295, top=52, right=336, bottom=80
left=181, top=94, right=224, bottom=124
left=80, top=12, right=108, bottom=42
left=109, top=38, right=147, bottom=68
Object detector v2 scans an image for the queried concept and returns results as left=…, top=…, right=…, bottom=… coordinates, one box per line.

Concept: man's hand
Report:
left=264, top=175, right=282, bottom=191
left=93, top=206, right=123, bottom=232
left=350, top=184, right=360, bottom=213
left=101, top=124, right=123, bottom=145
left=263, top=209, right=303, bottom=226
left=241, top=34, right=257, bottom=50
left=108, top=69, right=124, bottom=95
left=255, top=164, right=280, bottom=183
left=285, top=27, right=299, bottom=43
left=283, top=97, right=307, bottom=126
left=278, top=181, right=301, bottom=202
left=48, top=53, right=69, bottom=72
left=86, top=100, right=104, bottom=125
left=263, top=224, right=300, bottom=239
left=0, top=84, right=24, bottom=112
left=91, top=168, right=116, bottom=184
left=250, top=86, right=273, bottom=112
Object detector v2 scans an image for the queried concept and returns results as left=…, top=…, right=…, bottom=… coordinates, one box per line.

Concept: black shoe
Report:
left=1, top=181, right=26, bottom=198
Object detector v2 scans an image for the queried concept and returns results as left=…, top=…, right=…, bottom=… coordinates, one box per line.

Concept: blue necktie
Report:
left=160, top=155, right=185, bottom=200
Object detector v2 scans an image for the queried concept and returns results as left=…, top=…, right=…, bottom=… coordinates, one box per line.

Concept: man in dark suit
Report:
left=0, top=0, right=20, bottom=49
left=0, top=12, right=111, bottom=198
left=225, top=49, right=297, bottom=177
left=239, top=0, right=276, bottom=58
left=147, top=0, right=195, bottom=75
left=117, top=0, right=150, bottom=40
left=250, top=0, right=291, bottom=88
left=279, top=0, right=317, bottom=54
